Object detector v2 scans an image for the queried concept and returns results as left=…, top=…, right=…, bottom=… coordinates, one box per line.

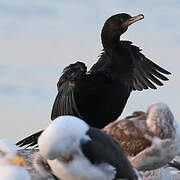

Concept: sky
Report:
left=0, top=0, right=179, bottom=142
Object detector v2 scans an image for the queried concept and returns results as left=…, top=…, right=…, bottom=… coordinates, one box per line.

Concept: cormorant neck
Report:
left=101, top=29, right=121, bottom=54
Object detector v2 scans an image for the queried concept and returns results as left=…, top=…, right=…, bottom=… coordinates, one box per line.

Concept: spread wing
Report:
left=51, top=62, right=89, bottom=120
left=103, top=111, right=152, bottom=156
left=90, top=41, right=171, bottom=91
left=51, top=80, right=82, bottom=120
left=129, top=42, right=171, bottom=90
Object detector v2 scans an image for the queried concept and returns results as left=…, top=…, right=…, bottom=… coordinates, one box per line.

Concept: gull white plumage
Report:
left=38, top=115, right=141, bottom=180
left=0, top=139, right=30, bottom=180
left=103, top=103, right=180, bottom=171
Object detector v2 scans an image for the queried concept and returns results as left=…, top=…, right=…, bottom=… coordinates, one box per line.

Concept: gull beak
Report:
left=59, top=154, right=73, bottom=163
left=9, top=155, right=26, bottom=167
left=122, top=14, right=144, bottom=28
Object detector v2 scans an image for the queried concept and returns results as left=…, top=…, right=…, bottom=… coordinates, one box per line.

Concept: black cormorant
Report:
left=17, top=13, right=170, bottom=148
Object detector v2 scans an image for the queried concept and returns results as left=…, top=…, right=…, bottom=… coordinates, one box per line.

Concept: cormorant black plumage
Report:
left=17, top=13, right=170, bottom=148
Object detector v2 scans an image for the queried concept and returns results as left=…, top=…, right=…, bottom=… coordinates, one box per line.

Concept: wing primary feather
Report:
left=142, top=78, right=157, bottom=89
left=133, top=68, right=157, bottom=90
left=146, top=73, right=164, bottom=86
left=140, top=60, right=169, bottom=83
left=145, top=57, right=171, bottom=75
left=133, top=69, right=150, bottom=90
left=136, top=60, right=166, bottom=88
left=139, top=64, right=164, bottom=87
left=151, top=69, right=169, bottom=81
left=16, top=130, right=43, bottom=148
left=141, top=62, right=170, bottom=82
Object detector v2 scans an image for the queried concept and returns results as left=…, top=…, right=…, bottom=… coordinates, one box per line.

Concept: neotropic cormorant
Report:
left=17, top=13, right=170, bottom=148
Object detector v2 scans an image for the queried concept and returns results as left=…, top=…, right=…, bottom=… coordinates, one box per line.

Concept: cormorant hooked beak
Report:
left=122, top=14, right=144, bottom=28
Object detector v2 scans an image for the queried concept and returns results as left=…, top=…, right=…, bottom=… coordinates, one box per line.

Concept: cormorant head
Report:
left=101, top=13, right=144, bottom=47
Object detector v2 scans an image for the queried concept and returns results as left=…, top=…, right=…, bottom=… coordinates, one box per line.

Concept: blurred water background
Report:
left=0, top=0, right=179, bottom=142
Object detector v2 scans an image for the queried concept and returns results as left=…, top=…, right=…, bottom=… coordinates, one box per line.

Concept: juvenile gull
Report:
left=103, top=103, right=180, bottom=171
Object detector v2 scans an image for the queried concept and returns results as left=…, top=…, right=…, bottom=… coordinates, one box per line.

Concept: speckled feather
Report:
left=103, top=103, right=180, bottom=171
left=103, top=111, right=152, bottom=156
